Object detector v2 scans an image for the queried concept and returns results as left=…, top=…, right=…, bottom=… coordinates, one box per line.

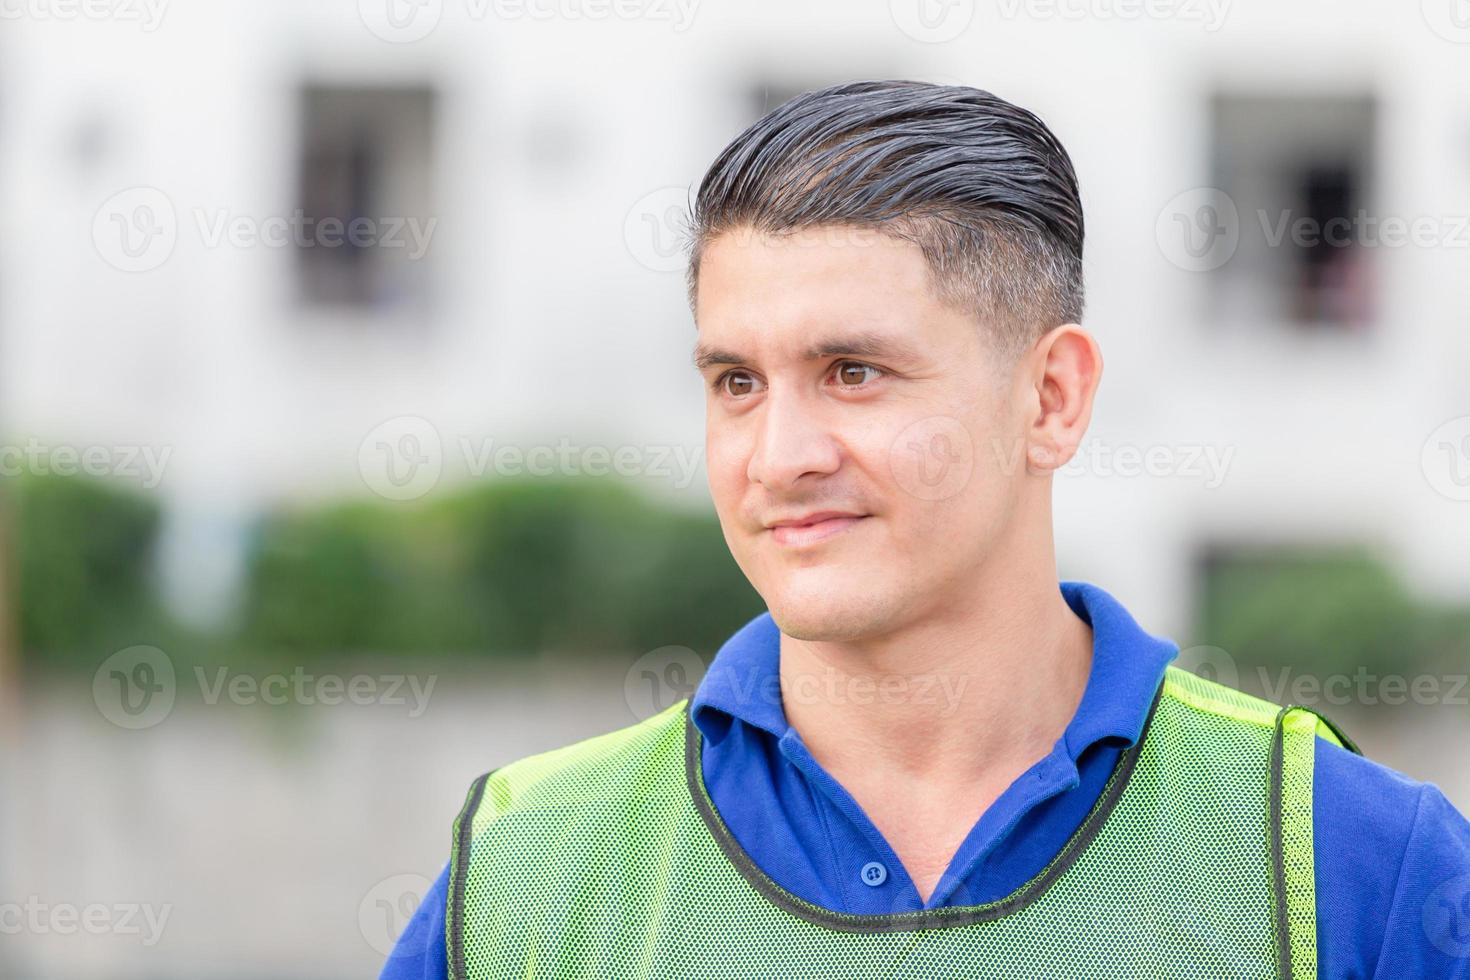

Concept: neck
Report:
left=778, top=525, right=1093, bottom=790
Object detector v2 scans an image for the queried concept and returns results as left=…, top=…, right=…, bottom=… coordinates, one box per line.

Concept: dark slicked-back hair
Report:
left=685, top=79, right=1085, bottom=368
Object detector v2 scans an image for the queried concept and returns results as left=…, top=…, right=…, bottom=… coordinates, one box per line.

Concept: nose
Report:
left=746, top=388, right=842, bottom=493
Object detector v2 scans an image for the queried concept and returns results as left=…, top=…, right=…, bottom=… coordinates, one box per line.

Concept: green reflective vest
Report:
left=447, top=665, right=1359, bottom=979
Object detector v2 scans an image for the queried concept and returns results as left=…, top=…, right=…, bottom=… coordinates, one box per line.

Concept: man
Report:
left=382, top=80, right=1470, bottom=979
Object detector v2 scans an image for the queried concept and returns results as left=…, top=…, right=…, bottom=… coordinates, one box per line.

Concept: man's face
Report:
left=694, top=226, right=1030, bottom=642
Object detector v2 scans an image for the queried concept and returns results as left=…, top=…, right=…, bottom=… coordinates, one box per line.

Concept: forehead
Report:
left=693, top=226, right=945, bottom=353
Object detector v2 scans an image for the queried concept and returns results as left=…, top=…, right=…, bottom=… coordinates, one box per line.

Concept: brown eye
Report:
left=724, top=371, right=756, bottom=396
left=835, top=362, right=879, bottom=386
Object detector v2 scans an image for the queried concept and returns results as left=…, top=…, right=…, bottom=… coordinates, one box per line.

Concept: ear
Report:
left=1022, top=324, right=1102, bottom=475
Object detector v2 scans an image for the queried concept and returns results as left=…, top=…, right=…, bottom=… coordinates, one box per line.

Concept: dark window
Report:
left=295, top=85, right=437, bottom=312
left=1209, top=93, right=1377, bottom=330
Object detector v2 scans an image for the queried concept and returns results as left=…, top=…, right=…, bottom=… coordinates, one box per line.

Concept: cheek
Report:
left=880, top=413, right=979, bottom=506
left=704, top=421, right=750, bottom=500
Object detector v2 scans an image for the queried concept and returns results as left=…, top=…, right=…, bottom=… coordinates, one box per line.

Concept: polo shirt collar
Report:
left=690, top=580, right=1179, bottom=759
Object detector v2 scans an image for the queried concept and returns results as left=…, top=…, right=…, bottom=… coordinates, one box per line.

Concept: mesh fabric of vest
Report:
left=447, top=666, right=1357, bottom=980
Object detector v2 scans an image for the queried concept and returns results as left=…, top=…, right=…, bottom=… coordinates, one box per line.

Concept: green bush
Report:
left=238, top=478, right=764, bottom=659
left=11, top=472, right=169, bottom=670
left=1196, top=545, right=1464, bottom=680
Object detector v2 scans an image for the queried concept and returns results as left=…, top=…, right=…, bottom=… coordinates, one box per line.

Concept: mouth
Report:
left=764, top=511, right=869, bottom=548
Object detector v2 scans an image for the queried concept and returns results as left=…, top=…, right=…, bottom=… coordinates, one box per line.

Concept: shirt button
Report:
left=859, top=861, right=888, bottom=887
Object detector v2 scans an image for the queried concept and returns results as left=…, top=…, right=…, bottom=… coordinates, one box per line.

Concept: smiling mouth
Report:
left=765, top=514, right=868, bottom=548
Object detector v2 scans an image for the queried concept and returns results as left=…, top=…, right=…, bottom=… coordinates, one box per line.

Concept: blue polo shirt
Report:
left=381, top=580, right=1470, bottom=979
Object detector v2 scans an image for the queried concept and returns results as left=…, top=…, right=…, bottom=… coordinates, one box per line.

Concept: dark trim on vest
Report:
left=1301, top=704, right=1362, bottom=757
left=681, top=677, right=1167, bottom=934
left=1268, top=702, right=1364, bottom=980
left=1268, top=705, right=1293, bottom=980
left=448, top=768, right=495, bottom=980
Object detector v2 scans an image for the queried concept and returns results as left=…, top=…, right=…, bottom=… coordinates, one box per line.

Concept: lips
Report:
left=764, top=511, right=868, bottom=547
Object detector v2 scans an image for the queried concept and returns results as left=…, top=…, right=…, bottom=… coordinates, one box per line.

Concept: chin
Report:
left=760, top=570, right=900, bottom=642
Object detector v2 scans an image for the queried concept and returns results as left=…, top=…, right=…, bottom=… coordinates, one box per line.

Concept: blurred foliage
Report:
left=237, top=478, right=764, bottom=659
left=14, top=473, right=1468, bottom=678
left=1197, top=545, right=1469, bottom=681
left=11, top=472, right=173, bottom=670
left=12, top=472, right=764, bottom=669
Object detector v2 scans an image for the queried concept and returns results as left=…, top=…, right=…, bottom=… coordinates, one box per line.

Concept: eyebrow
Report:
left=692, top=331, right=922, bottom=371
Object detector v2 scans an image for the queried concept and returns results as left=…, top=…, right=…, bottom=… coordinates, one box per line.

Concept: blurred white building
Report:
left=3, top=5, right=1470, bottom=978
left=1, top=0, right=1468, bottom=637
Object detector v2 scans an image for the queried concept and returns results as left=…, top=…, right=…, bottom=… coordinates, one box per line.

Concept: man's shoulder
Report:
left=1313, top=730, right=1468, bottom=845
left=1160, top=665, right=1352, bottom=748
left=1309, top=723, right=1470, bottom=976
left=1166, top=665, right=1465, bottom=827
